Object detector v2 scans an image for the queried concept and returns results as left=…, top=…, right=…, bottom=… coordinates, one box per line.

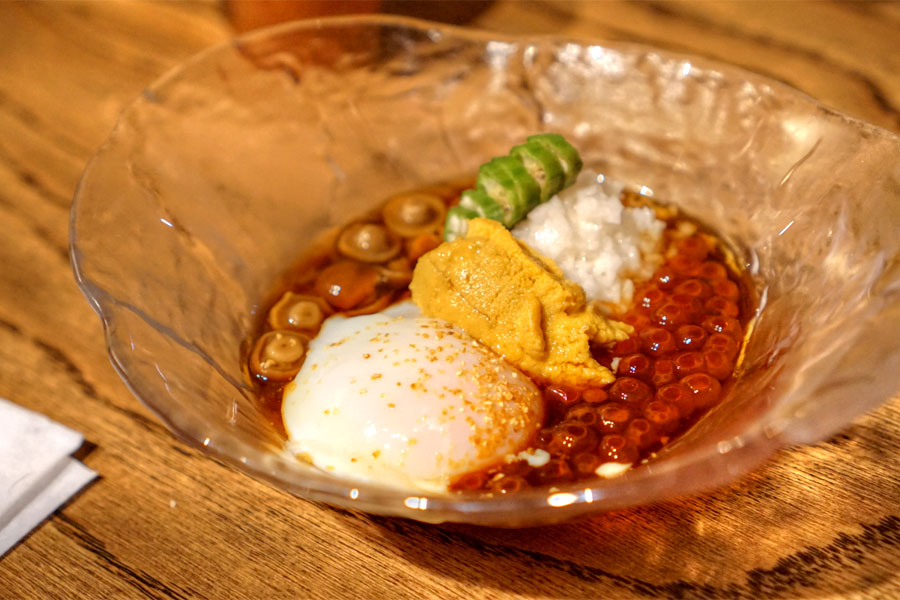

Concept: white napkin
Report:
left=0, top=398, right=97, bottom=557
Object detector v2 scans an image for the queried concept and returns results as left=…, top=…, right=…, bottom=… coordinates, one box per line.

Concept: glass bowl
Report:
left=70, top=15, right=900, bottom=527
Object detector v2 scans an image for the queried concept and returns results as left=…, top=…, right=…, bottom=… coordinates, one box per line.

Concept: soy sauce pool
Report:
left=245, top=183, right=755, bottom=494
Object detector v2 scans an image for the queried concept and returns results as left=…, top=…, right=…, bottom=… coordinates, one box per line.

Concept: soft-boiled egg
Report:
left=282, top=302, right=544, bottom=493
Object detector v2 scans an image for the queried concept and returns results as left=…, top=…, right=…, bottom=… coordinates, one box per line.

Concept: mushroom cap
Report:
left=337, top=222, right=401, bottom=263
left=267, top=292, right=332, bottom=332
left=313, top=259, right=382, bottom=310
left=382, top=193, right=446, bottom=238
left=379, top=263, right=413, bottom=290
left=250, top=330, right=309, bottom=382
left=343, top=291, right=395, bottom=317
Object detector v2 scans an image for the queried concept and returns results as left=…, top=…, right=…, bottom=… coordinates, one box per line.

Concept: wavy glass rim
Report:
left=70, top=14, right=900, bottom=526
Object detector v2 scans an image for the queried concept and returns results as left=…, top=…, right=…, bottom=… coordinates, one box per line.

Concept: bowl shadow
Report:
left=352, top=419, right=900, bottom=599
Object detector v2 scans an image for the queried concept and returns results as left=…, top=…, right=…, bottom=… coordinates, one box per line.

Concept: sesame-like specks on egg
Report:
left=282, top=304, right=544, bottom=493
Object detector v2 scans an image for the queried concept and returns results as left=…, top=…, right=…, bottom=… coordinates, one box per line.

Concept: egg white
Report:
left=282, top=302, right=543, bottom=492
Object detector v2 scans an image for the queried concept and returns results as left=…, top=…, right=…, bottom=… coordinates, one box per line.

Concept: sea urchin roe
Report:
left=410, top=218, right=631, bottom=388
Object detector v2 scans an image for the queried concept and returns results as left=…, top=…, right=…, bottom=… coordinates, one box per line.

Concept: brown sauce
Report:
left=246, top=183, right=754, bottom=494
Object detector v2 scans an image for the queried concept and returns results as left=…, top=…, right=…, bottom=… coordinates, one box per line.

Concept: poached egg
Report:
left=282, top=302, right=544, bottom=492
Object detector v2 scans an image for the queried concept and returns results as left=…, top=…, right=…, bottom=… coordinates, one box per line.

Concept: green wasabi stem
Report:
left=444, top=206, right=479, bottom=242
left=476, top=156, right=540, bottom=227
left=459, top=189, right=505, bottom=222
left=510, top=141, right=565, bottom=203
left=526, top=133, right=583, bottom=188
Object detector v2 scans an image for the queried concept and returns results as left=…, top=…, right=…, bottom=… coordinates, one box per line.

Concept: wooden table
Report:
left=2, top=2, right=899, bottom=598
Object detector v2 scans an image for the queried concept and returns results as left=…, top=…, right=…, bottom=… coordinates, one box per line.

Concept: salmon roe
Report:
left=453, top=233, right=747, bottom=493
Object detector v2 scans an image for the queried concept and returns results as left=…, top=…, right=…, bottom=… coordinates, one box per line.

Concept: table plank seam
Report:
left=0, top=143, right=73, bottom=211
left=637, top=1, right=900, bottom=128
left=0, top=315, right=169, bottom=439
left=0, top=88, right=95, bottom=159
left=357, top=511, right=900, bottom=598
left=51, top=512, right=193, bottom=600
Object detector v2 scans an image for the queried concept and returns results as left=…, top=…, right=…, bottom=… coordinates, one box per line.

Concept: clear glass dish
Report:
left=70, top=15, right=900, bottom=527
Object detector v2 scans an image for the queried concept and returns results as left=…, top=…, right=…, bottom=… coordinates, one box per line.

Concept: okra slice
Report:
left=459, top=189, right=505, bottom=223
left=510, top=142, right=565, bottom=203
left=443, top=206, right=479, bottom=242
left=526, top=133, right=583, bottom=188
left=476, top=156, right=540, bottom=227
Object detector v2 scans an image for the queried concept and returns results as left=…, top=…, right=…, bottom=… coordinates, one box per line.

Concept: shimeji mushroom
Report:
left=249, top=330, right=309, bottom=382
left=337, top=222, right=401, bottom=263
left=382, top=192, right=446, bottom=238
left=267, top=292, right=332, bottom=332
left=313, top=260, right=382, bottom=311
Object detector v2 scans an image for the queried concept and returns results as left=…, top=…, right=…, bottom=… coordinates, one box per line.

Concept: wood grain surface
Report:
left=1, top=2, right=899, bottom=598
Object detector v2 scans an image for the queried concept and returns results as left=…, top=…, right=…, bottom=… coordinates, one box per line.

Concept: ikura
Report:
left=453, top=232, right=748, bottom=493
